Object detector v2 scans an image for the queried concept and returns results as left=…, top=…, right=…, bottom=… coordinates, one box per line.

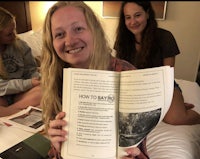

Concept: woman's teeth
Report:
left=67, top=47, right=82, bottom=54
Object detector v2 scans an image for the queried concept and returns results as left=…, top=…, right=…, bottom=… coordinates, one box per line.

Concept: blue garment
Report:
left=174, top=80, right=182, bottom=92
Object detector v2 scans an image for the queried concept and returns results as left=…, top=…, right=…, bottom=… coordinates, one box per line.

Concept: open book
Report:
left=61, top=66, right=174, bottom=159
left=0, top=106, right=44, bottom=133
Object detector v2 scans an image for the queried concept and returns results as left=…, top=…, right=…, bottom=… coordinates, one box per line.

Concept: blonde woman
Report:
left=0, top=7, right=41, bottom=117
left=40, top=1, right=149, bottom=159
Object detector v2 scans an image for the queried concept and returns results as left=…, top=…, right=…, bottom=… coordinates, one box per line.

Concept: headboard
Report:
left=0, top=1, right=31, bottom=33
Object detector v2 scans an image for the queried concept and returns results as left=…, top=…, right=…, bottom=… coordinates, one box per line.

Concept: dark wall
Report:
left=0, top=1, right=32, bottom=33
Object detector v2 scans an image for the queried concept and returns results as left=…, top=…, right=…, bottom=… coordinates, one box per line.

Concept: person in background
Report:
left=40, top=1, right=149, bottom=159
left=0, top=7, right=41, bottom=117
left=114, top=1, right=200, bottom=125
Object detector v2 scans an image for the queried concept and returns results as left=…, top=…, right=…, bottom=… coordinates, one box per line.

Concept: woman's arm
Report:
left=163, top=56, right=175, bottom=67
left=0, top=78, right=33, bottom=96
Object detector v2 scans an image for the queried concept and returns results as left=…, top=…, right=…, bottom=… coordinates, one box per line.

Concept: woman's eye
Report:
left=7, top=31, right=14, bottom=37
left=55, top=32, right=64, bottom=38
left=74, top=26, right=84, bottom=33
left=125, top=16, right=131, bottom=20
left=135, top=13, right=141, bottom=18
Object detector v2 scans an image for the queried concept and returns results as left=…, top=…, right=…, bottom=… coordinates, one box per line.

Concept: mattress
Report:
left=147, top=79, right=200, bottom=159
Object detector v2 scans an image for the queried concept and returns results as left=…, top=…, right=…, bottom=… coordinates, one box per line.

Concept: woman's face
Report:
left=0, top=20, right=16, bottom=45
left=123, top=3, right=149, bottom=37
left=51, top=6, right=93, bottom=68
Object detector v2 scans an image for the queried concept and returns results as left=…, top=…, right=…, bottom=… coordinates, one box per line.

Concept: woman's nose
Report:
left=130, top=17, right=136, bottom=25
left=64, top=34, right=73, bottom=46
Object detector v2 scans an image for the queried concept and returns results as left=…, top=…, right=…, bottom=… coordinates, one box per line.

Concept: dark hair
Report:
left=114, top=1, right=158, bottom=68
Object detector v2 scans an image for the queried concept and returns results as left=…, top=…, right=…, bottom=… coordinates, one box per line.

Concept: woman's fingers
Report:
left=122, top=147, right=148, bottom=159
left=48, top=125, right=67, bottom=140
left=55, top=111, right=66, bottom=120
left=48, top=111, right=67, bottom=152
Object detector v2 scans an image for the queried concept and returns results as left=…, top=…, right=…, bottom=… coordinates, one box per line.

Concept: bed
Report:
left=17, top=30, right=200, bottom=159
left=147, top=79, right=200, bottom=159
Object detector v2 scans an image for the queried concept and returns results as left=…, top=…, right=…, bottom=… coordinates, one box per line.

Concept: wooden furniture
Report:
left=0, top=1, right=31, bottom=33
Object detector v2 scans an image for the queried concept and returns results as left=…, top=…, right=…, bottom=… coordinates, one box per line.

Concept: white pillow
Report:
left=18, top=29, right=42, bottom=57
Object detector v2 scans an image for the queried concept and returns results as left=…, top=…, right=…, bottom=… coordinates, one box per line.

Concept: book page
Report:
left=118, top=66, right=174, bottom=157
left=62, top=68, right=120, bottom=159
left=0, top=124, right=33, bottom=153
left=0, top=106, right=44, bottom=133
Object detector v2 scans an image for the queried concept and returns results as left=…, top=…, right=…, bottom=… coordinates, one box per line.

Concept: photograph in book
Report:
left=61, top=66, right=174, bottom=159
left=0, top=106, right=44, bottom=133
left=118, top=109, right=160, bottom=147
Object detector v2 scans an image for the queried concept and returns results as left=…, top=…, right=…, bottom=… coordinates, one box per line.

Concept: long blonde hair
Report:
left=41, top=1, right=112, bottom=132
left=0, top=7, right=22, bottom=79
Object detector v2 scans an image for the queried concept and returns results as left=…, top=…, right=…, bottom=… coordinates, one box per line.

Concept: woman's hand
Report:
left=31, top=77, right=40, bottom=86
left=121, top=147, right=148, bottom=159
left=48, top=111, right=67, bottom=153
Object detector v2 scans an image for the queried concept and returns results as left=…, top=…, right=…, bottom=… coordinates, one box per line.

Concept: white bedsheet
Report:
left=147, top=79, right=200, bottom=159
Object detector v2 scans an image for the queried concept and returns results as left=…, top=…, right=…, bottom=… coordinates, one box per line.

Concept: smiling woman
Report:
left=102, top=1, right=167, bottom=20
left=40, top=1, right=149, bottom=159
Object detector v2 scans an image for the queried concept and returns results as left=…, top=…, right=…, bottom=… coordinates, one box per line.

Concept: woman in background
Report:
left=114, top=1, right=200, bottom=125
left=0, top=7, right=41, bottom=117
